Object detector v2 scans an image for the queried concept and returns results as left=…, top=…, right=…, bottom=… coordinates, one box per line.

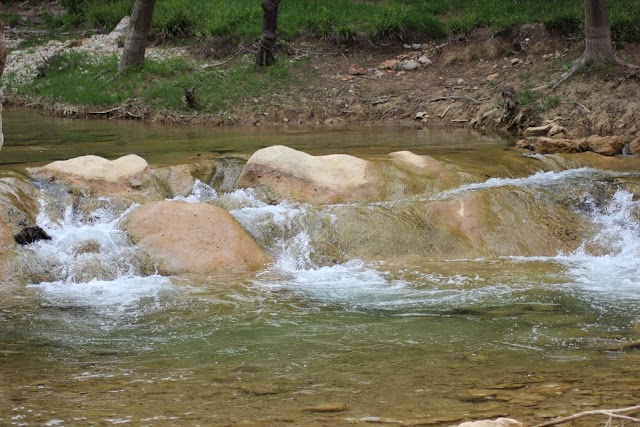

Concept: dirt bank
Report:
left=4, top=24, right=640, bottom=141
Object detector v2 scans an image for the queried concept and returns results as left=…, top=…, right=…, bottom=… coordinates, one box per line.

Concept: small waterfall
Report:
left=22, top=196, right=174, bottom=316
left=557, top=189, right=640, bottom=297
left=430, top=167, right=630, bottom=200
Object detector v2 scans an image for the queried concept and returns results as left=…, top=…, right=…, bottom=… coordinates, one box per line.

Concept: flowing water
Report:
left=2, top=110, right=640, bottom=426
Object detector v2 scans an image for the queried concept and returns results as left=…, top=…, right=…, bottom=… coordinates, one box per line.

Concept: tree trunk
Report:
left=119, top=0, right=157, bottom=71
left=256, top=0, right=280, bottom=67
left=0, top=14, right=6, bottom=152
left=583, top=0, right=615, bottom=61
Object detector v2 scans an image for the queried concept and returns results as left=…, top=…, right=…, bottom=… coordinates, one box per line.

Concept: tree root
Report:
left=533, top=404, right=640, bottom=427
left=534, top=55, right=638, bottom=92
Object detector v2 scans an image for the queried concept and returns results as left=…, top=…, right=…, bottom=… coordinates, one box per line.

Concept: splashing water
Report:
left=558, top=190, right=640, bottom=297
left=431, top=167, right=631, bottom=200
left=24, top=198, right=175, bottom=316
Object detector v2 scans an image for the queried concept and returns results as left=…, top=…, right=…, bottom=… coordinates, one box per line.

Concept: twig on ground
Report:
left=533, top=404, right=640, bottom=427
left=285, top=44, right=342, bottom=56
left=562, top=101, right=591, bottom=113
left=209, top=47, right=245, bottom=67
left=439, top=105, right=453, bottom=118
left=426, top=96, right=486, bottom=105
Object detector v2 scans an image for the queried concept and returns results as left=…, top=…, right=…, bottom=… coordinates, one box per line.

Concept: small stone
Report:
left=486, top=73, right=499, bottom=82
left=305, top=403, right=348, bottom=413
left=348, top=63, right=366, bottom=75
left=401, top=60, right=420, bottom=71
left=379, top=59, right=398, bottom=70
left=411, top=43, right=423, bottom=50
left=418, top=55, right=432, bottom=65
left=415, top=111, right=429, bottom=120
left=457, top=78, right=465, bottom=85
left=403, top=44, right=412, bottom=49
left=510, top=58, right=520, bottom=65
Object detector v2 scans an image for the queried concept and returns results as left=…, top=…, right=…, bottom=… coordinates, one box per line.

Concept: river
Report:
left=1, top=109, right=640, bottom=426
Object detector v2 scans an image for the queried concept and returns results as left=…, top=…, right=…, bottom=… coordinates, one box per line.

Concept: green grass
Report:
left=6, top=0, right=640, bottom=43
left=6, top=51, right=307, bottom=113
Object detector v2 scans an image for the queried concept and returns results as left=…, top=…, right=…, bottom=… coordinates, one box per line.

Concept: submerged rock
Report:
left=236, top=145, right=383, bottom=204
left=123, top=200, right=271, bottom=275
left=14, top=226, right=52, bottom=245
left=388, top=151, right=445, bottom=176
left=154, top=159, right=217, bottom=198
left=32, top=154, right=164, bottom=199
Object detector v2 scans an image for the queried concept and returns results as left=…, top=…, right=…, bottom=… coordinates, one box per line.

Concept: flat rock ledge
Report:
left=123, top=200, right=271, bottom=275
left=235, top=145, right=383, bottom=204
left=516, top=135, right=633, bottom=156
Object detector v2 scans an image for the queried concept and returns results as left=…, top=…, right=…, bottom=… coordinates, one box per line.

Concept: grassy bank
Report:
left=5, top=0, right=640, bottom=44
left=5, top=51, right=309, bottom=115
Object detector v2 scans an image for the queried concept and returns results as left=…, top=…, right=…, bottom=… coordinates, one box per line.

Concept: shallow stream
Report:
left=1, top=110, right=640, bottom=426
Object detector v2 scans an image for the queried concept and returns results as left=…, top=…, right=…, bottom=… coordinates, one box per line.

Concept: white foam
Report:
left=27, top=275, right=175, bottom=316
left=558, top=190, right=640, bottom=298
left=431, top=167, right=628, bottom=200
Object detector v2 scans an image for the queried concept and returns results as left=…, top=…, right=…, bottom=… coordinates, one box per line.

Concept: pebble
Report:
left=486, top=73, right=500, bottom=82
left=304, top=403, right=348, bottom=413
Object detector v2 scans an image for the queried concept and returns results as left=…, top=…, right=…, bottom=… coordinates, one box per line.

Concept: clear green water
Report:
left=1, top=110, right=640, bottom=426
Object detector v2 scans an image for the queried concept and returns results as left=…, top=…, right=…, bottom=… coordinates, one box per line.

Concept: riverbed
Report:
left=1, top=109, right=640, bottom=426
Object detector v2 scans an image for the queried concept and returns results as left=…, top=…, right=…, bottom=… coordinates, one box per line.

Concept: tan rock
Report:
left=486, top=73, right=499, bottom=82
left=587, top=135, right=626, bottom=156
left=537, top=137, right=587, bottom=154
left=523, top=124, right=553, bottom=137
left=0, top=177, right=41, bottom=235
left=123, top=201, right=270, bottom=275
left=34, top=154, right=162, bottom=198
left=379, top=59, right=398, bottom=70
left=458, top=418, right=525, bottom=427
left=547, top=124, right=567, bottom=139
left=348, top=63, right=366, bottom=75
left=629, top=137, right=640, bottom=155
left=236, top=145, right=383, bottom=204
left=156, top=160, right=216, bottom=198
left=388, top=151, right=445, bottom=176
left=0, top=220, right=15, bottom=248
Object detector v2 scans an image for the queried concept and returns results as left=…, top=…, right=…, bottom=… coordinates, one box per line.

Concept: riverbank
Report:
left=2, top=15, right=640, bottom=141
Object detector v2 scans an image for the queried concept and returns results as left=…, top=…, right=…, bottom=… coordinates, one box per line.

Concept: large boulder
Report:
left=586, top=135, right=626, bottom=156
left=32, top=154, right=163, bottom=199
left=123, top=201, right=271, bottom=275
left=235, top=145, right=383, bottom=204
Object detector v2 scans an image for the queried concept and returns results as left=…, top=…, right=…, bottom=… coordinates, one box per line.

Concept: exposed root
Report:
left=534, top=54, right=638, bottom=92
left=533, top=404, right=640, bottom=427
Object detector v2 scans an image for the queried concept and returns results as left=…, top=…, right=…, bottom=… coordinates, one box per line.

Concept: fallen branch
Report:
left=426, top=96, right=486, bottom=105
left=88, top=106, right=121, bottom=115
left=209, top=47, right=245, bottom=67
left=439, top=105, right=453, bottom=118
left=534, top=404, right=640, bottom=427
